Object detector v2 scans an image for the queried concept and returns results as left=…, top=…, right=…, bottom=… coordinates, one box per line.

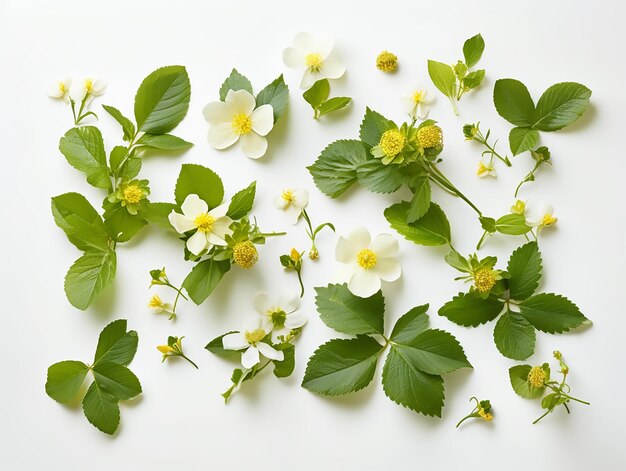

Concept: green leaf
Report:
left=134, top=65, right=191, bottom=134
left=318, top=97, right=351, bottom=117
left=509, top=127, right=540, bottom=155
left=355, top=159, right=404, bottom=194
left=219, top=69, right=253, bottom=101
left=479, top=216, right=496, bottom=233
left=359, top=108, right=395, bottom=147
left=142, top=202, right=177, bottom=230
left=45, top=361, right=89, bottom=403
left=444, top=249, right=471, bottom=273
left=102, top=105, right=135, bottom=141
left=428, top=60, right=457, bottom=98
left=391, top=329, right=472, bottom=375
left=92, top=362, right=142, bottom=400
left=532, top=82, right=592, bottom=131
left=205, top=331, right=241, bottom=359
left=182, top=259, right=231, bottom=304
left=174, top=164, right=224, bottom=209
left=82, top=381, right=120, bottom=435
left=109, top=146, right=128, bottom=173
left=307, top=139, right=368, bottom=198
left=314, top=283, right=385, bottom=335
left=507, top=241, right=542, bottom=301
left=463, top=69, right=485, bottom=89
left=102, top=201, right=147, bottom=243
left=273, top=343, right=295, bottom=378
left=382, top=346, right=444, bottom=417
left=509, top=364, right=544, bottom=399
left=384, top=202, right=451, bottom=246
left=51, top=193, right=109, bottom=251
left=135, top=133, right=193, bottom=150
left=94, top=319, right=138, bottom=366
left=493, top=79, right=535, bottom=127
left=64, top=249, right=117, bottom=310
left=495, top=213, right=532, bottom=235
left=463, top=34, right=485, bottom=68
left=389, top=305, right=430, bottom=344
left=302, top=336, right=383, bottom=395
left=439, top=292, right=504, bottom=327
left=520, top=293, right=588, bottom=333
left=58, top=126, right=111, bottom=190
left=256, top=75, right=289, bottom=122
left=407, top=177, right=431, bottom=223
left=227, top=181, right=256, bottom=219
left=493, top=310, right=536, bottom=360
left=303, top=79, right=330, bottom=109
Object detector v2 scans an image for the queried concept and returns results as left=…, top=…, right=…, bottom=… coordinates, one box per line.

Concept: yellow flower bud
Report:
left=528, top=366, right=547, bottom=388
left=417, top=125, right=443, bottom=149
left=290, top=248, right=301, bottom=262
left=376, top=51, right=398, bottom=72
left=232, top=241, right=258, bottom=269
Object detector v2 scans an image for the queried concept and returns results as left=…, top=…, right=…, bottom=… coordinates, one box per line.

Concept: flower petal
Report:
left=300, top=69, right=322, bottom=90
left=336, top=236, right=358, bottom=263
left=374, top=258, right=402, bottom=282
left=250, top=105, right=274, bottom=136
left=335, top=262, right=357, bottom=283
left=293, top=32, right=315, bottom=53
left=346, top=226, right=371, bottom=249
left=225, top=89, right=256, bottom=115
left=316, top=35, right=335, bottom=58
left=168, top=212, right=195, bottom=233
left=285, top=311, right=307, bottom=329
left=241, top=346, right=260, bottom=369
left=257, top=342, right=284, bottom=362
left=283, top=47, right=304, bottom=68
left=370, top=234, right=399, bottom=258
left=283, top=295, right=300, bottom=314
left=181, top=194, right=208, bottom=217
left=208, top=122, right=239, bottom=150
left=203, top=101, right=233, bottom=124
left=208, top=203, right=229, bottom=219
left=320, top=54, right=345, bottom=80
left=285, top=205, right=302, bottom=225
left=186, top=230, right=209, bottom=255
left=292, top=188, right=309, bottom=209
left=254, top=293, right=272, bottom=315
left=274, top=194, right=288, bottom=209
left=241, top=133, right=268, bottom=159
left=348, top=269, right=381, bottom=298
left=222, top=332, right=248, bottom=351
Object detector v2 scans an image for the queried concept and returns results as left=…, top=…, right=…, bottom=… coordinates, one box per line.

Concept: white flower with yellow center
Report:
left=402, top=86, right=434, bottom=119
left=335, top=227, right=401, bottom=298
left=222, top=326, right=284, bottom=369
left=525, top=202, right=558, bottom=228
left=477, top=160, right=496, bottom=178
left=168, top=194, right=233, bottom=256
left=79, top=77, right=107, bottom=100
left=48, top=78, right=72, bottom=101
left=274, top=188, right=308, bottom=224
left=254, top=293, right=307, bottom=342
left=203, top=89, right=274, bottom=159
left=282, top=32, right=346, bottom=90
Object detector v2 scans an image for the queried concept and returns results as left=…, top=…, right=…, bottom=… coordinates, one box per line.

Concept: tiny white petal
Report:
left=241, top=132, right=268, bottom=159
left=241, top=346, right=261, bottom=369
left=250, top=105, right=274, bottom=136
left=374, top=258, right=402, bottom=282
left=208, top=203, right=229, bottom=219
left=168, top=212, right=196, bottom=234
left=181, top=194, right=208, bottom=218
left=292, top=188, right=309, bottom=209
left=254, top=293, right=272, bottom=315
left=208, top=122, right=239, bottom=150
left=370, top=234, right=399, bottom=258
left=225, top=89, right=256, bottom=115
left=186, top=230, right=209, bottom=255
left=203, top=101, right=233, bottom=124
left=336, top=236, right=358, bottom=263
left=348, top=269, right=381, bottom=298
left=256, top=342, right=284, bottom=362
left=283, top=47, right=304, bottom=68
left=222, top=332, right=248, bottom=351
left=319, top=54, right=345, bottom=80
left=346, top=226, right=371, bottom=248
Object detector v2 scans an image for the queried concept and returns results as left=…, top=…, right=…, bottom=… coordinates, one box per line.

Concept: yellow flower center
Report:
left=528, top=366, right=547, bottom=388
left=148, top=294, right=163, bottom=308
left=473, top=268, right=496, bottom=293
left=376, top=51, right=398, bottom=72
left=282, top=189, right=295, bottom=205
left=412, top=90, right=426, bottom=104
left=245, top=329, right=267, bottom=345
left=357, top=248, right=377, bottom=269
left=84, top=78, right=94, bottom=94
left=379, top=130, right=406, bottom=157
left=232, top=241, right=258, bottom=269
left=305, top=52, right=323, bottom=71
left=232, top=113, right=252, bottom=135
left=477, top=161, right=493, bottom=176
left=542, top=214, right=557, bottom=226
left=479, top=410, right=493, bottom=421
left=268, top=309, right=287, bottom=328
left=417, top=125, right=443, bottom=149
left=58, top=82, right=68, bottom=94
left=511, top=200, right=526, bottom=215
left=194, top=213, right=215, bottom=233
left=122, top=184, right=143, bottom=204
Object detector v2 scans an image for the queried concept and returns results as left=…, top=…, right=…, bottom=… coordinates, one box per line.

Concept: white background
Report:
left=1, top=0, right=625, bottom=469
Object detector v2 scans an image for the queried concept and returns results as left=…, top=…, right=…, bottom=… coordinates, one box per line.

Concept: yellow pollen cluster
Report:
left=305, top=52, right=323, bottom=71
left=84, top=78, right=94, bottom=94
left=122, top=184, right=143, bottom=204
left=417, top=125, right=443, bottom=149
left=357, top=248, right=377, bottom=269
left=376, top=51, right=398, bottom=72
left=148, top=294, right=163, bottom=308
left=282, top=189, right=295, bottom=204
left=528, top=366, right=547, bottom=388
left=232, top=241, right=258, bottom=269
left=413, top=90, right=426, bottom=104
left=473, top=268, right=496, bottom=293
left=232, top=113, right=252, bottom=135
left=194, top=213, right=215, bottom=233
left=478, top=409, right=493, bottom=421
left=542, top=214, right=557, bottom=226
left=379, top=130, right=406, bottom=157
left=245, top=329, right=266, bottom=345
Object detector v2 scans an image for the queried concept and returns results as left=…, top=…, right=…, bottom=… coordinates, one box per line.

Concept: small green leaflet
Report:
left=509, top=127, right=540, bottom=155
left=532, top=82, right=592, bottom=132
left=59, top=126, right=111, bottom=190
left=256, top=75, right=289, bottom=122
left=384, top=202, right=451, bottom=246
left=407, top=177, right=431, bottom=223
left=64, top=249, right=117, bottom=310
left=45, top=361, right=89, bottom=403
left=388, top=305, right=430, bottom=344
left=493, top=310, right=536, bottom=360
left=493, top=79, right=535, bottom=127
left=428, top=60, right=456, bottom=100
left=507, top=241, right=542, bottom=301
left=182, top=259, right=231, bottom=304
left=307, top=139, right=368, bottom=198
left=463, top=34, right=485, bottom=68
left=519, top=293, right=588, bottom=333
left=219, top=69, right=253, bottom=101
left=495, top=213, right=531, bottom=235
left=94, top=319, right=138, bottom=366
left=438, top=292, right=504, bottom=327
left=135, top=133, right=193, bottom=150
left=359, top=108, right=394, bottom=147
left=303, top=79, right=350, bottom=119
left=174, top=163, right=225, bottom=209
left=51, top=192, right=110, bottom=251
left=227, top=181, right=256, bottom=219
left=102, top=105, right=135, bottom=141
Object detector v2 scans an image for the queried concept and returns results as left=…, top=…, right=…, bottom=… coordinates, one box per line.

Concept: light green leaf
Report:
left=493, top=310, right=536, bottom=360
left=532, top=82, right=592, bottom=131
left=94, top=319, right=138, bottom=366
left=59, top=126, right=111, bottom=190
left=389, top=305, right=430, bottom=344
left=205, top=331, right=241, bottom=359
left=302, top=336, right=383, bottom=395
left=509, top=364, right=545, bottom=399
left=92, top=362, right=142, bottom=400
left=307, top=139, right=368, bottom=198
left=142, top=202, right=177, bottom=230
left=51, top=192, right=109, bottom=251
left=509, top=127, right=540, bottom=155
left=174, top=164, right=224, bottom=209
left=102, top=201, right=147, bottom=243
left=182, top=259, right=231, bottom=304
left=384, top=202, right=451, bottom=246
left=355, top=159, right=404, bottom=194
left=438, top=292, right=504, bottom=327
left=64, top=249, right=116, bottom=310
left=444, top=249, right=471, bottom=273
left=108, top=146, right=128, bottom=173
left=45, top=361, right=89, bottom=403
left=507, top=241, right=542, bottom=301
left=219, top=69, right=253, bottom=101
left=134, top=65, right=190, bottom=134
left=273, top=343, right=295, bottom=378
left=495, top=213, right=532, bottom=235
left=102, top=105, right=135, bottom=141
left=227, top=181, right=256, bottom=219
left=520, top=293, right=588, bottom=333
left=82, top=381, right=120, bottom=435
left=256, top=74, right=289, bottom=122
left=318, top=97, right=351, bottom=117
left=428, top=60, right=457, bottom=98
left=407, top=176, right=431, bottom=223
left=303, top=79, right=330, bottom=110
left=135, top=133, right=193, bottom=150
left=359, top=108, right=395, bottom=147
left=314, top=283, right=385, bottom=335
left=463, top=33, right=485, bottom=68
left=463, top=69, right=485, bottom=89
left=493, top=79, right=535, bottom=127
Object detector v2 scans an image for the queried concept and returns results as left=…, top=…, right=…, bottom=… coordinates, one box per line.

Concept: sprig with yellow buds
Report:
left=157, top=336, right=198, bottom=369
left=280, top=248, right=305, bottom=297
left=376, top=51, right=398, bottom=73
left=445, top=249, right=509, bottom=299
left=509, top=351, right=589, bottom=424
left=463, top=122, right=512, bottom=173
left=514, top=146, right=551, bottom=197
left=300, top=209, right=335, bottom=261
left=148, top=267, right=188, bottom=320
left=456, top=397, right=493, bottom=428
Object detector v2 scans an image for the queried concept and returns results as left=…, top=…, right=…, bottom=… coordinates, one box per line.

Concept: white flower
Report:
left=402, top=86, right=434, bottom=119
left=274, top=188, right=308, bottom=224
left=254, top=293, right=307, bottom=342
left=477, top=160, right=496, bottom=178
left=222, top=326, right=284, bottom=369
left=48, top=78, right=72, bottom=101
left=283, top=32, right=346, bottom=90
left=168, top=194, right=233, bottom=256
left=79, top=77, right=106, bottom=100
left=525, top=202, right=558, bottom=228
left=203, top=89, right=274, bottom=159
left=335, top=227, right=401, bottom=298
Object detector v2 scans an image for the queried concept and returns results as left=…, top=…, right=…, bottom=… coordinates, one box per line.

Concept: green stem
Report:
left=448, top=95, right=459, bottom=116
left=428, top=163, right=483, bottom=216
left=260, top=231, right=287, bottom=238
left=181, top=354, right=198, bottom=369
left=456, top=412, right=478, bottom=428
left=532, top=409, right=552, bottom=424
left=476, top=230, right=490, bottom=250
left=295, top=268, right=305, bottom=298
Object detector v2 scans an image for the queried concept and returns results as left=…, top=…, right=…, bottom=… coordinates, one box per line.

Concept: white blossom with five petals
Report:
left=222, top=326, right=284, bottom=369
left=274, top=188, right=308, bottom=224
left=254, top=293, right=307, bottom=342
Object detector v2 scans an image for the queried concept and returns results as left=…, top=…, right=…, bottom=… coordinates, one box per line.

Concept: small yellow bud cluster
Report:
left=473, top=268, right=497, bottom=293
left=376, top=51, right=398, bottom=72
left=417, top=125, right=443, bottom=149
left=232, top=241, right=258, bottom=269
left=379, top=129, right=406, bottom=157
left=478, top=408, right=493, bottom=421
left=528, top=366, right=547, bottom=388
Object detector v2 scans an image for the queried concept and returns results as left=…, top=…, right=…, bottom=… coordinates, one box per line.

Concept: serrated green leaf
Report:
left=51, top=192, right=109, bottom=251
left=495, top=213, right=532, bottom=235
left=58, top=126, right=111, bottom=190
left=520, top=293, right=588, bottom=333
left=64, top=249, right=116, bottom=310
left=92, top=362, right=142, bottom=400
left=82, top=381, right=120, bottom=435
left=102, top=105, right=135, bottom=141
left=428, top=60, right=457, bottom=98
left=135, top=133, right=193, bottom=150
left=389, top=305, right=430, bottom=344
left=359, top=108, right=395, bottom=147
left=509, top=364, right=545, bottom=399
left=385, top=202, right=451, bottom=246
left=45, top=361, right=89, bottom=403
left=493, top=310, right=536, bottom=360
left=509, top=127, right=540, bottom=155
left=227, top=181, right=256, bottom=219
left=355, top=159, right=404, bottom=194
left=182, top=259, right=231, bottom=304
left=493, top=79, right=535, bottom=127
left=507, top=241, right=542, bottom=301
left=273, top=343, right=295, bottom=378
left=256, top=75, right=289, bottom=122
left=94, top=319, right=138, bottom=366
left=134, top=65, right=191, bottom=134
left=479, top=216, right=497, bottom=233
left=174, top=164, right=224, bottom=209
left=219, top=69, right=253, bottom=101
left=463, top=34, right=485, bottom=68
left=532, top=82, right=591, bottom=132
left=302, top=336, right=383, bottom=395
left=307, top=139, right=368, bottom=198
left=407, top=177, right=431, bottom=223
left=438, top=292, right=504, bottom=327
left=303, top=79, right=330, bottom=110
left=318, top=97, right=351, bottom=117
